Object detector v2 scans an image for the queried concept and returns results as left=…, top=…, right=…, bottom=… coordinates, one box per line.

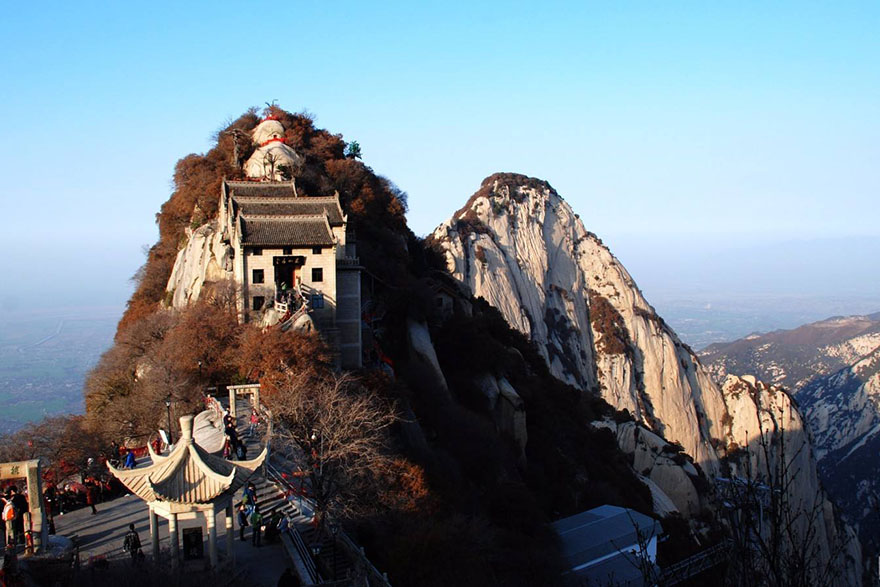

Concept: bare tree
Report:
left=264, top=372, right=397, bottom=526
left=263, top=151, right=280, bottom=180
left=719, top=401, right=854, bottom=587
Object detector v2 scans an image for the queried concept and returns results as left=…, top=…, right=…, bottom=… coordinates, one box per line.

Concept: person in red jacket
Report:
left=85, top=482, right=97, bottom=515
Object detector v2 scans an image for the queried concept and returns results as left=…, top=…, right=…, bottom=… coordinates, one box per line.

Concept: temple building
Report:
left=108, top=415, right=268, bottom=569
left=164, top=116, right=363, bottom=368
left=217, top=177, right=363, bottom=369
left=218, top=117, right=363, bottom=368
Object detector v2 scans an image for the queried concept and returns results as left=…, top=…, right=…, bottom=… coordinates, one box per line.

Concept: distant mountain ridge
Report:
left=700, top=313, right=880, bottom=390
left=700, top=312, right=880, bottom=553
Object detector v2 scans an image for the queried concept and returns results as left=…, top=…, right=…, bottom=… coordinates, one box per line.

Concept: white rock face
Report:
left=406, top=319, right=451, bottom=400
left=496, top=376, right=528, bottom=458
left=701, top=313, right=880, bottom=550
left=719, top=375, right=862, bottom=581
left=252, top=119, right=285, bottom=144
left=799, top=347, right=880, bottom=459
left=612, top=420, right=703, bottom=516
left=431, top=173, right=862, bottom=583
left=165, top=221, right=232, bottom=308
left=430, top=174, right=725, bottom=472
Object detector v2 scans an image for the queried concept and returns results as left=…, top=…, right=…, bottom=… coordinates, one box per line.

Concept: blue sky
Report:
left=1, top=1, right=878, bottom=311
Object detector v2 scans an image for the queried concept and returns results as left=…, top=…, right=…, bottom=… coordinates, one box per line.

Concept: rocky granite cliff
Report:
left=703, top=314, right=880, bottom=553
left=431, top=174, right=726, bottom=470
left=430, top=173, right=862, bottom=583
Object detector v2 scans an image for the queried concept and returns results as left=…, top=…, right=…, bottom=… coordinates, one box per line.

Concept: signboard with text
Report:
left=0, top=459, right=37, bottom=480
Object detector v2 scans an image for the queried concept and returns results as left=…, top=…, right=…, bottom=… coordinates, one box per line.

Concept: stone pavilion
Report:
left=108, top=415, right=267, bottom=569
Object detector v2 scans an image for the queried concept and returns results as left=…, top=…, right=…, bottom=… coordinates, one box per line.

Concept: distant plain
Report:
left=3, top=295, right=878, bottom=434
left=0, top=308, right=119, bottom=434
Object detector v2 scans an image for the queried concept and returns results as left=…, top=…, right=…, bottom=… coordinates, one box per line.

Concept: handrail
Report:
left=218, top=387, right=390, bottom=586
left=336, top=531, right=392, bottom=587
left=266, top=463, right=320, bottom=584
left=267, top=462, right=391, bottom=587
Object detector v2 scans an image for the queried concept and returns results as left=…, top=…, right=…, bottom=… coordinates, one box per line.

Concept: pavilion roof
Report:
left=108, top=415, right=267, bottom=505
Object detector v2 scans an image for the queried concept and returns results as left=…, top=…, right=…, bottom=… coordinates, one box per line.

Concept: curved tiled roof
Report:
left=234, top=196, right=345, bottom=226
left=226, top=180, right=297, bottom=198
left=240, top=214, right=334, bottom=247
left=108, top=415, right=267, bottom=505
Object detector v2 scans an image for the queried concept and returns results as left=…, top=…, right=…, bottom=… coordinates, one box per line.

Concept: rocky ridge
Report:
left=430, top=173, right=862, bottom=582
left=702, top=314, right=880, bottom=551
left=700, top=313, right=880, bottom=390
left=719, top=375, right=860, bottom=578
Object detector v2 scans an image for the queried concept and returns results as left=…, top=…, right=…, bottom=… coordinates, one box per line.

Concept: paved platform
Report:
left=53, top=488, right=294, bottom=585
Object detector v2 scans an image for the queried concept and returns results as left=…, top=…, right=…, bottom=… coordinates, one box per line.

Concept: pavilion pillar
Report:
left=252, top=387, right=260, bottom=411
left=169, top=513, right=179, bottom=567
left=149, top=506, right=160, bottom=561
left=229, top=387, right=237, bottom=418
left=225, top=504, right=235, bottom=565
left=206, top=510, right=217, bottom=569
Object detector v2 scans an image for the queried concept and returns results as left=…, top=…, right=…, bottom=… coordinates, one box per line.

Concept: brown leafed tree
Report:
left=263, top=373, right=398, bottom=525
left=236, top=326, right=332, bottom=394
left=0, top=415, right=104, bottom=482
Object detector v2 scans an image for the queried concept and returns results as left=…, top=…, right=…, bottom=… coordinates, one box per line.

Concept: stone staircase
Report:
left=218, top=395, right=375, bottom=585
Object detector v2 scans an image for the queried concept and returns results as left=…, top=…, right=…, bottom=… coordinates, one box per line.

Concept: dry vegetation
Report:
left=2, top=108, right=711, bottom=586
left=119, top=105, right=410, bottom=333
left=588, top=289, right=631, bottom=356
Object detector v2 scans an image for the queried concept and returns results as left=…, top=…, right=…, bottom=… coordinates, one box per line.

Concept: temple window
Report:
left=252, top=296, right=265, bottom=311
left=312, top=246, right=322, bottom=255
left=312, top=268, right=323, bottom=282
left=252, top=269, right=264, bottom=284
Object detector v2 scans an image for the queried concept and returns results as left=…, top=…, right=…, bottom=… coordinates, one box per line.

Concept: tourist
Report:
left=235, top=438, right=247, bottom=460
left=264, top=511, right=283, bottom=543
left=1, top=496, right=13, bottom=547
left=85, top=482, right=97, bottom=515
left=123, top=449, right=136, bottom=469
left=248, top=410, right=259, bottom=438
left=8, top=487, right=27, bottom=545
left=237, top=502, right=249, bottom=541
left=223, top=409, right=235, bottom=433
left=122, top=523, right=141, bottom=564
left=42, top=484, right=56, bottom=517
left=249, top=505, right=263, bottom=547
left=227, top=424, right=240, bottom=447
left=243, top=482, right=257, bottom=507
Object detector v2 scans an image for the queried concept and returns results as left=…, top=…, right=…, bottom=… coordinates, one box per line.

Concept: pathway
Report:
left=52, top=403, right=294, bottom=586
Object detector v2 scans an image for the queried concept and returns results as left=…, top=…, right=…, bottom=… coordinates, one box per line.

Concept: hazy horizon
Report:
left=1, top=2, right=878, bottom=431
left=2, top=3, right=878, bottom=313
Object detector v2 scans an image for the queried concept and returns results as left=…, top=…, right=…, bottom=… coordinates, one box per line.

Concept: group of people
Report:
left=222, top=408, right=260, bottom=460
left=235, top=480, right=287, bottom=549
left=42, top=475, right=125, bottom=520
left=1, top=487, right=28, bottom=548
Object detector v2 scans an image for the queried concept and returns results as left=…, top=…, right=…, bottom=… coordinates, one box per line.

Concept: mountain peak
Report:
left=480, top=172, right=556, bottom=194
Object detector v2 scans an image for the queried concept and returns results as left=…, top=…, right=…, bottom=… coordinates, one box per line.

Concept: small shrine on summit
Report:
left=243, top=116, right=303, bottom=180
left=108, top=415, right=267, bottom=569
